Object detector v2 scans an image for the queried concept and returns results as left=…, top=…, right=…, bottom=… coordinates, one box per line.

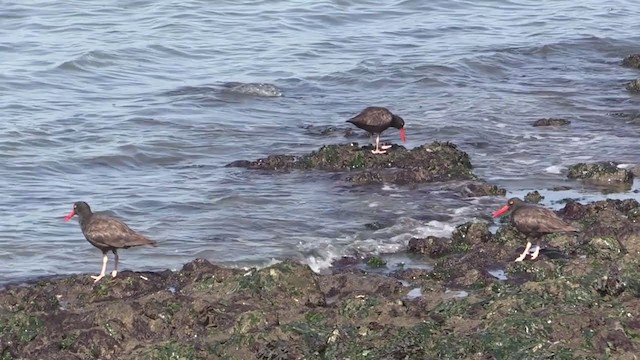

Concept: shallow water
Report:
left=2, top=0, right=640, bottom=283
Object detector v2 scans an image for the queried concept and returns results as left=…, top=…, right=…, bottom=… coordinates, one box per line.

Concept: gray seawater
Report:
left=2, top=0, right=640, bottom=284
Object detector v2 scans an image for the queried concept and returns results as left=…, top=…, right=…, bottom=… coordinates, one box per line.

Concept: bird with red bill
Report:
left=64, top=201, right=157, bottom=283
left=346, top=106, right=406, bottom=154
left=492, top=197, right=579, bottom=262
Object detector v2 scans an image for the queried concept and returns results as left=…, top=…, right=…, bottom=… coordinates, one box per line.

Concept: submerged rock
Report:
left=300, top=124, right=361, bottom=138
left=622, top=54, right=640, bottom=69
left=532, top=118, right=571, bottom=127
left=228, top=141, right=476, bottom=185
left=567, top=161, right=634, bottom=189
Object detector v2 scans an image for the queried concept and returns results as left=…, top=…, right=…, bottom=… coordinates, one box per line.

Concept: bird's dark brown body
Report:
left=64, top=201, right=156, bottom=282
left=509, top=204, right=578, bottom=236
left=78, top=211, right=157, bottom=251
left=346, top=107, right=406, bottom=154
left=492, top=197, right=578, bottom=261
left=347, top=107, right=403, bottom=134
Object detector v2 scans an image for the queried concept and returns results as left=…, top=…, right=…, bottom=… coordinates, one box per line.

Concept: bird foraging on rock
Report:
left=346, top=107, right=406, bottom=154
left=64, top=201, right=157, bottom=283
left=492, top=197, right=578, bottom=262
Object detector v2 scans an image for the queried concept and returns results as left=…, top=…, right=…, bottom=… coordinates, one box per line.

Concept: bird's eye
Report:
left=508, top=201, right=513, bottom=205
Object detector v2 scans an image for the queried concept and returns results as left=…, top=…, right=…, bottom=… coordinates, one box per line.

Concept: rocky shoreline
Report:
left=2, top=141, right=640, bottom=359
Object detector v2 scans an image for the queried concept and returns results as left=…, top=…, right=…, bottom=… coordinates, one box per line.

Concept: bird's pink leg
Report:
left=380, top=134, right=392, bottom=150
left=371, top=134, right=387, bottom=154
left=91, top=254, right=108, bottom=283
left=111, top=250, right=119, bottom=278
left=529, top=245, right=541, bottom=260
left=514, top=241, right=532, bottom=262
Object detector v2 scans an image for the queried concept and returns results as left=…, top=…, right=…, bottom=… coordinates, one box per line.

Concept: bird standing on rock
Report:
left=64, top=201, right=157, bottom=283
left=492, top=197, right=579, bottom=262
left=346, top=107, right=406, bottom=154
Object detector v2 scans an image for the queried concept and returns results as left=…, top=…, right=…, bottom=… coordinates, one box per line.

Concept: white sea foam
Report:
left=544, top=165, right=565, bottom=174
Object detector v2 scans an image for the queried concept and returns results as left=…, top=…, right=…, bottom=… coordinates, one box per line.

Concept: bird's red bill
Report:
left=492, top=205, right=510, bottom=218
left=399, top=128, right=406, bottom=143
left=64, top=210, right=76, bottom=222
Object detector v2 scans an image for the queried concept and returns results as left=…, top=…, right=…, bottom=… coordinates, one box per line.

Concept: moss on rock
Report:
left=227, top=141, right=477, bottom=185
left=567, top=161, right=633, bottom=189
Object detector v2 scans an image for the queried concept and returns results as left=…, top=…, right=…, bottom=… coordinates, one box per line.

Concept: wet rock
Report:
left=227, top=142, right=476, bottom=185
left=551, top=185, right=572, bottom=191
left=451, top=222, right=493, bottom=249
left=626, top=79, right=640, bottom=93
left=8, top=195, right=640, bottom=359
left=493, top=224, right=525, bottom=246
left=524, top=190, right=544, bottom=204
left=622, top=54, right=640, bottom=69
left=365, top=256, right=387, bottom=269
left=626, top=165, right=640, bottom=178
left=407, top=236, right=453, bottom=257
left=457, top=181, right=507, bottom=197
left=567, top=161, right=633, bottom=188
left=364, top=222, right=389, bottom=231
left=532, top=118, right=571, bottom=127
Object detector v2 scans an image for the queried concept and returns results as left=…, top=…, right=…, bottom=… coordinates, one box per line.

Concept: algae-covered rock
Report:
left=626, top=79, right=640, bottom=93
left=407, top=236, right=453, bottom=257
left=8, top=197, right=640, bottom=359
left=533, top=118, right=571, bottom=127
left=524, top=190, right=544, bottom=204
left=457, top=181, right=507, bottom=197
left=451, top=222, right=493, bottom=248
left=622, top=54, right=640, bottom=69
left=567, top=161, right=633, bottom=189
left=3, top=249, right=640, bottom=359
left=228, top=141, right=476, bottom=185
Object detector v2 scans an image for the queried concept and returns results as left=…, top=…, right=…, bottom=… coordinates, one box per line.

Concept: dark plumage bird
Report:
left=64, top=201, right=157, bottom=282
left=346, top=107, right=406, bottom=154
left=492, top=197, right=578, bottom=261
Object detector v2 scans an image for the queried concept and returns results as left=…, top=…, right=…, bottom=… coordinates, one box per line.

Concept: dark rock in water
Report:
left=228, top=142, right=476, bottom=185
left=524, top=191, right=544, bottom=204
left=364, top=221, right=389, bottom=231
left=622, top=54, right=640, bottom=69
left=533, top=118, right=571, bottom=127
left=301, top=124, right=362, bottom=138
left=567, top=161, right=633, bottom=189
left=457, top=181, right=507, bottom=197
left=626, top=79, right=640, bottom=93
left=226, top=82, right=282, bottom=97
left=551, top=185, right=572, bottom=191
left=407, top=236, right=453, bottom=257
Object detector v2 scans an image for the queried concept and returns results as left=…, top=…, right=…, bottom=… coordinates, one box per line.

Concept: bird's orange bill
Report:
left=64, top=210, right=76, bottom=222
left=399, top=128, right=406, bottom=142
left=492, top=205, right=510, bottom=218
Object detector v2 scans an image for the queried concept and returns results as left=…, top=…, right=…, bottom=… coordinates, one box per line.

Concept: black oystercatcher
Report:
left=64, top=201, right=157, bottom=283
left=492, top=197, right=578, bottom=262
left=346, top=107, right=406, bottom=154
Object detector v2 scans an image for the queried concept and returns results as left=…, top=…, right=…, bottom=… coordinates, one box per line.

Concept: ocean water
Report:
left=2, top=0, right=640, bottom=283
